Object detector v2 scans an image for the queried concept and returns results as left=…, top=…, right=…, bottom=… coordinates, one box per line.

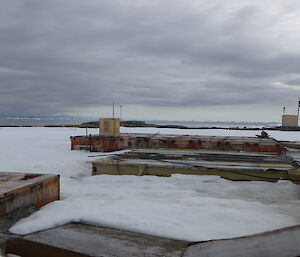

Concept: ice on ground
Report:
left=0, top=127, right=118, bottom=191
left=9, top=175, right=300, bottom=241
left=1, top=127, right=300, bottom=241
left=0, top=127, right=92, bottom=178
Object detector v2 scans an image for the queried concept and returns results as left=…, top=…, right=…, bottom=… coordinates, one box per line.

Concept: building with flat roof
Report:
left=282, top=115, right=298, bottom=127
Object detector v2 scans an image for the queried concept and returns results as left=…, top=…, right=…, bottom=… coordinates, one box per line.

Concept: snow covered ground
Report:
left=1, top=127, right=300, bottom=241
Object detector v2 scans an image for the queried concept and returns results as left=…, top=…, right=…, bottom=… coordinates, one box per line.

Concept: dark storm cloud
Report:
left=0, top=0, right=300, bottom=116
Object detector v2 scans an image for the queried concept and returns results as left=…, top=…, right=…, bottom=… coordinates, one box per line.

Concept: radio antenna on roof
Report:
left=112, top=100, right=115, bottom=119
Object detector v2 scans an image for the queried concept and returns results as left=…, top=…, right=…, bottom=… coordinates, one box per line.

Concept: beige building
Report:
left=282, top=115, right=298, bottom=127
left=99, top=118, right=120, bottom=136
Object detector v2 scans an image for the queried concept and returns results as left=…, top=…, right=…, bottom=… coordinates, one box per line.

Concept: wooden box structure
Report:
left=0, top=172, right=60, bottom=218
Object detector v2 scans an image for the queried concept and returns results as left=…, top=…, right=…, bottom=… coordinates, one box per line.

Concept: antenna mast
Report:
left=112, top=100, right=115, bottom=118
left=120, top=105, right=123, bottom=120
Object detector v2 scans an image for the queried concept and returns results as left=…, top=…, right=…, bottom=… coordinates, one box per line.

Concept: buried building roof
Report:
left=0, top=172, right=60, bottom=218
left=4, top=222, right=300, bottom=257
left=92, top=149, right=300, bottom=183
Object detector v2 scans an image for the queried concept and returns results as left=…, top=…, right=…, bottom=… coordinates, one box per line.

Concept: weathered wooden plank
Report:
left=5, top=223, right=188, bottom=257
left=5, top=223, right=300, bottom=257
left=184, top=225, right=300, bottom=257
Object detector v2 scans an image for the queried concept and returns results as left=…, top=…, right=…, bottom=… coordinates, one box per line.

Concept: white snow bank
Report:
left=0, top=127, right=117, bottom=190
left=0, top=127, right=92, bottom=177
left=9, top=175, right=300, bottom=241
left=1, top=127, right=300, bottom=241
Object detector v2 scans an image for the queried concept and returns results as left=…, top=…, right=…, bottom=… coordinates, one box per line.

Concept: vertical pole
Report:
left=113, top=100, right=115, bottom=119
left=99, top=118, right=101, bottom=151
left=297, top=97, right=300, bottom=126
left=89, top=134, right=92, bottom=152
left=120, top=105, right=123, bottom=120
left=85, top=126, right=88, bottom=152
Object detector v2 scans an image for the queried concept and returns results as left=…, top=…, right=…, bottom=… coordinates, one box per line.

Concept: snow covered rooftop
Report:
left=92, top=149, right=300, bottom=183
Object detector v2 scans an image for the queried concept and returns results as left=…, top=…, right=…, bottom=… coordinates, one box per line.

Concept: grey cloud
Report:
left=283, top=81, right=300, bottom=87
left=0, top=0, right=300, bottom=117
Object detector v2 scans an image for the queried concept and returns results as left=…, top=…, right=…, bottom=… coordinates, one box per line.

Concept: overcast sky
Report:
left=1, top=0, right=300, bottom=121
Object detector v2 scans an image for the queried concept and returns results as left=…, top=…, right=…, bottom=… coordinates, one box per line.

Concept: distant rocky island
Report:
left=79, top=120, right=195, bottom=129
left=78, top=120, right=300, bottom=131
left=79, top=120, right=151, bottom=128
